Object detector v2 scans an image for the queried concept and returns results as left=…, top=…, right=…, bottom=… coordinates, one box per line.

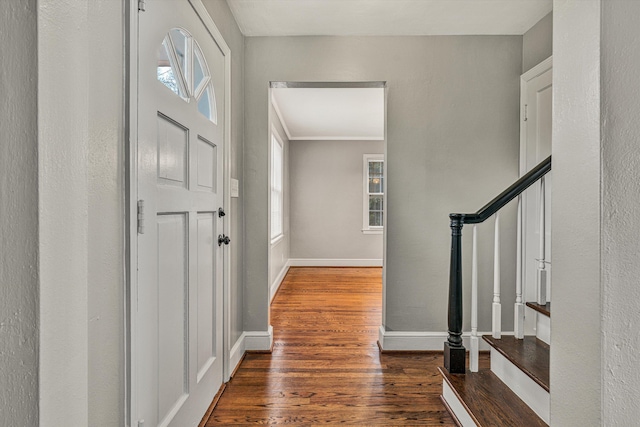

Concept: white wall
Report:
left=87, top=1, right=125, bottom=425
left=0, top=1, right=39, bottom=425
left=289, top=140, right=384, bottom=261
left=38, top=0, right=90, bottom=424
left=601, top=0, right=640, bottom=424
left=550, top=0, right=602, bottom=425
left=244, top=36, right=522, bottom=336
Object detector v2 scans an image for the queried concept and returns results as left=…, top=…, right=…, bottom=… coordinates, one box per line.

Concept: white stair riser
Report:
left=536, top=312, right=550, bottom=345
left=442, top=380, right=477, bottom=427
left=490, top=348, right=550, bottom=423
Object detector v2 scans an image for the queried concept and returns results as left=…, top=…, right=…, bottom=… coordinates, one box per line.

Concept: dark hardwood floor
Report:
left=205, top=267, right=482, bottom=426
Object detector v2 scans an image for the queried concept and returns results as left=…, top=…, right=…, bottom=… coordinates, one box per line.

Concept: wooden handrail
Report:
left=444, top=156, right=552, bottom=374
left=450, top=156, right=551, bottom=225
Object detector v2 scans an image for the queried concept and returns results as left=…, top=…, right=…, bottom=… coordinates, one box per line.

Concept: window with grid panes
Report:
left=363, top=154, right=384, bottom=233
left=271, top=133, right=284, bottom=241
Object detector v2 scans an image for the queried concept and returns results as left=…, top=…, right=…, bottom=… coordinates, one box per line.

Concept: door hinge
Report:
left=523, top=104, right=528, bottom=122
left=137, top=200, right=145, bottom=234
left=138, top=0, right=146, bottom=12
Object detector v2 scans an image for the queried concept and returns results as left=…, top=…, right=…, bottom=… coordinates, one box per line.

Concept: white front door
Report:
left=521, top=60, right=552, bottom=316
left=137, top=1, right=225, bottom=426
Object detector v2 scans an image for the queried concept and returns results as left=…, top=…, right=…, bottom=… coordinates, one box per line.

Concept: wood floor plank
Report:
left=206, top=267, right=485, bottom=425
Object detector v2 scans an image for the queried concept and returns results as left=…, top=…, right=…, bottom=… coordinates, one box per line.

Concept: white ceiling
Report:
left=272, top=88, right=385, bottom=141
left=227, top=0, right=552, bottom=37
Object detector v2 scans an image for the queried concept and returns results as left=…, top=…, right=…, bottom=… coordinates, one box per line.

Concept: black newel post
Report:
left=444, top=214, right=466, bottom=374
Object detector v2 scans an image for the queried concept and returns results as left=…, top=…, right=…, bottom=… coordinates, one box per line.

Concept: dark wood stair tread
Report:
left=483, top=335, right=549, bottom=392
left=526, top=302, right=551, bottom=317
left=439, top=367, right=548, bottom=427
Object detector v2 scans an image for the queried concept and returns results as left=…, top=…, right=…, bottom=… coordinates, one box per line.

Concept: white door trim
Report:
left=519, top=56, right=552, bottom=337
left=126, top=1, right=233, bottom=425
left=519, top=56, right=552, bottom=176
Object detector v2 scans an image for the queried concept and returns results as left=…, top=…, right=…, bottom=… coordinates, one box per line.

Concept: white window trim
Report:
left=363, top=153, right=384, bottom=234
left=270, top=129, right=284, bottom=243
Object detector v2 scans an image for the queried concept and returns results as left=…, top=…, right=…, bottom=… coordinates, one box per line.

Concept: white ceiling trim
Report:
left=288, top=136, right=385, bottom=141
left=227, top=0, right=553, bottom=37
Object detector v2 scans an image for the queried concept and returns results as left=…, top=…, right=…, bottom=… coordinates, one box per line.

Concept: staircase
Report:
left=440, top=157, right=552, bottom=426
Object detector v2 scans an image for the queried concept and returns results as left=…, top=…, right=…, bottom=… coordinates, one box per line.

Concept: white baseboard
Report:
left=378, top=326, right=511, bottom=351
left=491, top=347, right=550, bottom=423
left=270, top=261, right=290, bottom=302
left=536, top=312, right=551, bottom=345
left=244, top=325, right=274, bottom=351
left=288, top=258, right=383, bottom=267
left=228, top=326, right=274, bottom=377
left=229, top=334, right=246, bottom=376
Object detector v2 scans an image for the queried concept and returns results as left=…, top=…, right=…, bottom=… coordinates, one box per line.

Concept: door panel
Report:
left=157, top=115, right=189, bottom=187
left=137, top=1, right=225, bottom=426
left=197, top=138, right=217, bottom=191
left=157, top=214, right=188, bottom=421
left=196, top=212, right=216, bottom=381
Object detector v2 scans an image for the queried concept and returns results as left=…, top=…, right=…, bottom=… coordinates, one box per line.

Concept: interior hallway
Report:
left=204, top=267, right=487, bottom=425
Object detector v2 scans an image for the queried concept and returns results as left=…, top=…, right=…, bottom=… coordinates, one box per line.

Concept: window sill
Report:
left=271, top=234, right=284, bottom=246
left=362, top=229, right=383, bottom=235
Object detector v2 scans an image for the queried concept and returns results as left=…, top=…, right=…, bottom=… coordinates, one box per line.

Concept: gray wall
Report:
left=244, top=36, right=522, bottom=333
left=601, top=0, right=640, bottom=424
left=203, top=0, right=246, bottom=351
left=0, top=1, right=39, bottom=425
left=269, top=106, right=290, bottom=289
left=289, top=140, right=384, bottom=260
left=523, top=12, right=553, bottom=73
left=551, top=0, right=602, bottom=425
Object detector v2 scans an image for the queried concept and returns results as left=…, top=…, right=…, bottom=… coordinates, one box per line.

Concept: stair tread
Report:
left=526, top=301, right=551, bottom=317
left=483, top=335, right=550, bottom=392
left=439, top=367, right=548, bottom=427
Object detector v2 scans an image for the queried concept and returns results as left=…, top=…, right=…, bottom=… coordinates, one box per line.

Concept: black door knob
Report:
left=218, top=234, right=230, bottom=246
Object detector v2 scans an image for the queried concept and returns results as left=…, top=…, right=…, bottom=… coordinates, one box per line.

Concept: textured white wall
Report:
left=550, top=0, right=602, bottom=425
left=0, top=1, right=39, bottom=425
left=601, top=0, right=640, bottom=424
left=87, top=1, right=125, bottom=425
left=38, top=0, right=90, bottom=424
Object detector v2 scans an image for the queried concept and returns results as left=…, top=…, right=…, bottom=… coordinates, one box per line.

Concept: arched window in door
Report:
left=156, top=27, right=218, bottom=124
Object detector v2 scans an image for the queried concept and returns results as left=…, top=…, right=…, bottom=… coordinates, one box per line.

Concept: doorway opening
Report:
left=266, top=81, right=387, bottom=334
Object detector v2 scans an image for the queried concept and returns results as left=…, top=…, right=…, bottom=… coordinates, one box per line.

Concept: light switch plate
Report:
left=231, top=178, right=239, bottom=198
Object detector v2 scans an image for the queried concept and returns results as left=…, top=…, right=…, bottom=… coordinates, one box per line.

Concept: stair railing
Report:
left=444, top=156, right=551, bottom=374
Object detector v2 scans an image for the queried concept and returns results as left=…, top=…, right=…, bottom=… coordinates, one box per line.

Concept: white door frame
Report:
left=519, top=56, right=552, bottom=175
left=126, top=1, right=232, bottom=425
left=519, top=56, right=552, bottom=336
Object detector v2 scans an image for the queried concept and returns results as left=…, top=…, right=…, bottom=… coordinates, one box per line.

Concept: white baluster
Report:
left=514, top=195, right=524, bottom=339
left=492, top=212, right=502, bottom=339
left=537, top=177, right=547, bottom=305
left=470, top=225, right=479, bottom=372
